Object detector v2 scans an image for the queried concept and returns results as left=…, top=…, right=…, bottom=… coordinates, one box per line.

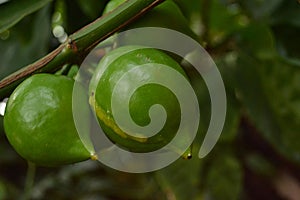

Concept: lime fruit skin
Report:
left=4, top=74, right=91, bottom=166
left=89, top=46, right=191, bottom=153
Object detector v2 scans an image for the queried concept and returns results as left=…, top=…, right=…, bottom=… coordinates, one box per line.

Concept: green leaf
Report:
left=235, top=52, right=300, bottom=163
left=154, top=119, right=204, bottom=200
left=234, top=53, right=282, bottom=149
left=64, top=0, right=98, bottom=34
left=173, top=0, right=201, bottom=19
left=260, top=61, right=300, bottom=162
left=209, top=0, right=247, bottom=46
left=0, top=180, right=7, bottom=200
left=272, top=25, right=300, bottom=66
left=205, top=153, right=242, bottom=200
left=270, top=0, right=300, bottom=27
left=245, top=153, right=276, bottom=177
left=0, top=6, right=51, bottom=80
left=31, top=162, right=162, bottom=199
left=236, top=23, right=276, bottom=59
left=76, top=0, right=108, bottom=19
left=269, top=1, right=300, bottom=65
left=156, top=156, right=202, bottom=200
left=238, top=0, right=282, bottom=20
left=0, top=0, right=52, bottom=33
left=216, top=57, right=241, bottom=142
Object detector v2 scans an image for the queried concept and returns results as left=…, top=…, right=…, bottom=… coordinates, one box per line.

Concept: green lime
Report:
left=89, top=46, right=192, bottom=158
left=4, top=74, right=94, bottom=166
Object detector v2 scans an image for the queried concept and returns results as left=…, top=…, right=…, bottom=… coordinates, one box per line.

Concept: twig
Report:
left=0, top=0, right=165, bottom=99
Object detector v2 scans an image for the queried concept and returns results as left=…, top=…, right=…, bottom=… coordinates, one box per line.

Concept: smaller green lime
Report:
left=4, top=74, right=94, bottom=166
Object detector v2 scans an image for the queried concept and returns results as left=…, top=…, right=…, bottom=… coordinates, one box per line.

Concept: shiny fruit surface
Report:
left=89, top=46, right=191, bottom=155
left=4, top=74, right=91, bottom=166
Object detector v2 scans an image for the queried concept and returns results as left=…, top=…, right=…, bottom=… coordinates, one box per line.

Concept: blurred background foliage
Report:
left=0, top=0, right=300, bottom=199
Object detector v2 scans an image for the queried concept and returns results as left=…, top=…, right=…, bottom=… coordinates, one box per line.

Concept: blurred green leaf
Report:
left=76, top=0, right=108, bottom=19
left=0, top=180, right=7, bottom=199
left=30, top=161, right=163, bottom=200
left=205, top=153, right=242, bottom=200
left=235, top=52, right=300, bottom=163
left=0, top=0, right=52, bottom=33
left=173, top=0, right=201, bottom=19
left=65, top=0, right=101, bottom=34
left=245, top=153, right=276, bottom=178
left=270, top=0, right=300, bottom=27
left=0, top=6, right=51, bottom=80
left=272, top=25, right=300, bottom=66
left=261, top=61, right=300, bottom=162
left=0, top=179, right=20, bottom=200
left=236, top=23, right=276, bottom=59
left=215, top=55, right=241, bottom=142
left=218, top=91, right=240, bottom=143
left=237, top=0, right=282, bottom=20
left=209, top=0, right=246, bottom=46
left=269, top=0, right=300, bottom=65
left=234, top=53, right=282, bottom=150
left=156, top=156, right=202, bottom=200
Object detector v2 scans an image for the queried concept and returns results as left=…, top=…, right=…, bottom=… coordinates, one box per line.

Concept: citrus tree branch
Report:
left=0, top=0, right=164, bottom=99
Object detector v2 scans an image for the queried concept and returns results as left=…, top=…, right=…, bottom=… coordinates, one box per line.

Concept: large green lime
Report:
left=89, top=46, right=192, bottom=158
left=4, top=74, right=93, bottom=166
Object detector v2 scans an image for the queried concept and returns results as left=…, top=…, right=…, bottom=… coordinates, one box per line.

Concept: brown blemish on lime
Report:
left=91, top=96, right=147, bottom=143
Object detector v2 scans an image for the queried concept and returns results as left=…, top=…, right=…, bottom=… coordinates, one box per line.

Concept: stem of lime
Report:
left=22, top=162, right=36, bottom=200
